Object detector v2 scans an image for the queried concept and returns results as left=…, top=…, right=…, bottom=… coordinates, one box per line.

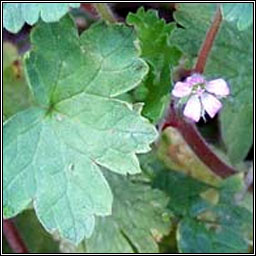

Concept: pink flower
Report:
left=172, top=74, right=230, bottom=122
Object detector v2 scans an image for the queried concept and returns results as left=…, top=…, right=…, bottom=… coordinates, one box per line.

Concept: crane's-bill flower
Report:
left=172, top=74, right=230, bottom=122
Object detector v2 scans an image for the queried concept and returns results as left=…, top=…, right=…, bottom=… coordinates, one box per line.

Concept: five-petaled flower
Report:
left=172, top=73, right=230, bottom=122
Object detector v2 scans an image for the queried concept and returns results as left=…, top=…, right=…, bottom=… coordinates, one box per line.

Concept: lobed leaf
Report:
left=86, top=171, right=171, bottom=253
left=3, top=3, right=80, bottom=33
left=127, top=7, right=182, bottom=123
left=3, top=16, right=157, bottom=244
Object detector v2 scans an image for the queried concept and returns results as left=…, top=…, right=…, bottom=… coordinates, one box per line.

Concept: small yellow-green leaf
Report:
left=157, top=127, right=221, bottom=186
left=3, top=42, right=32, bottom=119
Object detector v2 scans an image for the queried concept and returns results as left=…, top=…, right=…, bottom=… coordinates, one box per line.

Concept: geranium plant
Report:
left=2, top=2, right=253, bottom=254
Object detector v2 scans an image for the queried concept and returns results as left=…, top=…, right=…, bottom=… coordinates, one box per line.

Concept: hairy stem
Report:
left=93, top=3, right=116, bottom=23
left=3, top=219, right=28, bottom=253
left=163, top=104, right=236, bottom=178
left=194, top=5, right=222, bottom=73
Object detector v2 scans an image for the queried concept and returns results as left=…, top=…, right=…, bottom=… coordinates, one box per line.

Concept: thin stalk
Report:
left=93, top=3, right=116, bottom=23
left=194, top=5, right=222, bottom=73
left=163, top=104, right=236, bottom=178
left=3, top=219, right=28, bottom=253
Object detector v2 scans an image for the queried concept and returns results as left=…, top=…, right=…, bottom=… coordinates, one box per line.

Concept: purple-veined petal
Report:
left=201, top=93, right=222, bottom=118
left=206, top=78, right=230, bottom=96
left=183, top=95, right=201, bottom=122
left=172, top=82, right=192, bottom=98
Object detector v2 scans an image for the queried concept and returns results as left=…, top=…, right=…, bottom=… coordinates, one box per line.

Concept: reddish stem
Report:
left=163, top=104, right=236, bottom=178
left=3, top=219, right=28, bottom=253
left=81, top=3, right=98, bottom=18
left=161, top=5, right=234, bottom=178
left=194, top=5, right=222, bottom=73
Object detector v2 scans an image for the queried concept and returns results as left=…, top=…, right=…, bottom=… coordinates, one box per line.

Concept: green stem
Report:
left=93, top=3, right=116, bottom=23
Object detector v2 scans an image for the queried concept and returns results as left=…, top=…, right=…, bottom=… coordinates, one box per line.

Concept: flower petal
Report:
left=201, top=93, right=222, bottom=118
left=183, top=95, right=201, bottom=122
left=185, top=73, right=205, bottom=85
left=206, top=78, right=230, bottom=96
left=172, top=82, right=192, bottom=98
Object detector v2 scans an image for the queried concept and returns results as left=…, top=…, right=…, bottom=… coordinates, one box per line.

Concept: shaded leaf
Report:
left=3, top=211, right=59, bottom=253
left=17, top=210, right=60, bottom=253
left=86, top=171, right=171, bottom=253
left=177, top=211, right=251, bottom=253
left=178, top=192, right=252, bottom=253
left=3, top=237, right=12, bottom=254
left=141, top=152, right=252, bottom=253
left=140, top=151, right=210, bottom=217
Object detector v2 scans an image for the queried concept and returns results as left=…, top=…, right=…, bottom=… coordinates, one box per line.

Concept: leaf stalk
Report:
left=3, top=219, right=28, bottom=253
left=93, top=3, right=116, bottom=23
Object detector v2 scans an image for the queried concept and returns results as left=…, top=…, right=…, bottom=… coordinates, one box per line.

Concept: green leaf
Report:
left=177, top=192, right=252, bottom=253
left=3, top=3, right=80, bottom=33
left=3, top=16, right=157, bottom=244
left=127, top=7, right=181, bottom=123
left=221, top=3, right=253, bottom=31
left=140, top=151, right=209, bottom=217
left=86, top=171, right=171, bottom=253
left=177, top=210, right=251, bottom=253
left=3, top=237, right=12, bottom=254
left=154, top=169, right=210, bottom=217
left=220, top=95, right=253, bottom=163
left=172, top=3, right=253, bottom=164
left=142, top=153, right=252, bottom=253
left=3, top=43, right=32, bottom=119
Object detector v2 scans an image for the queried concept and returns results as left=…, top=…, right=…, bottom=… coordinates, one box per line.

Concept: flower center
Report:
left=192, top=83, right=206, bottom=96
